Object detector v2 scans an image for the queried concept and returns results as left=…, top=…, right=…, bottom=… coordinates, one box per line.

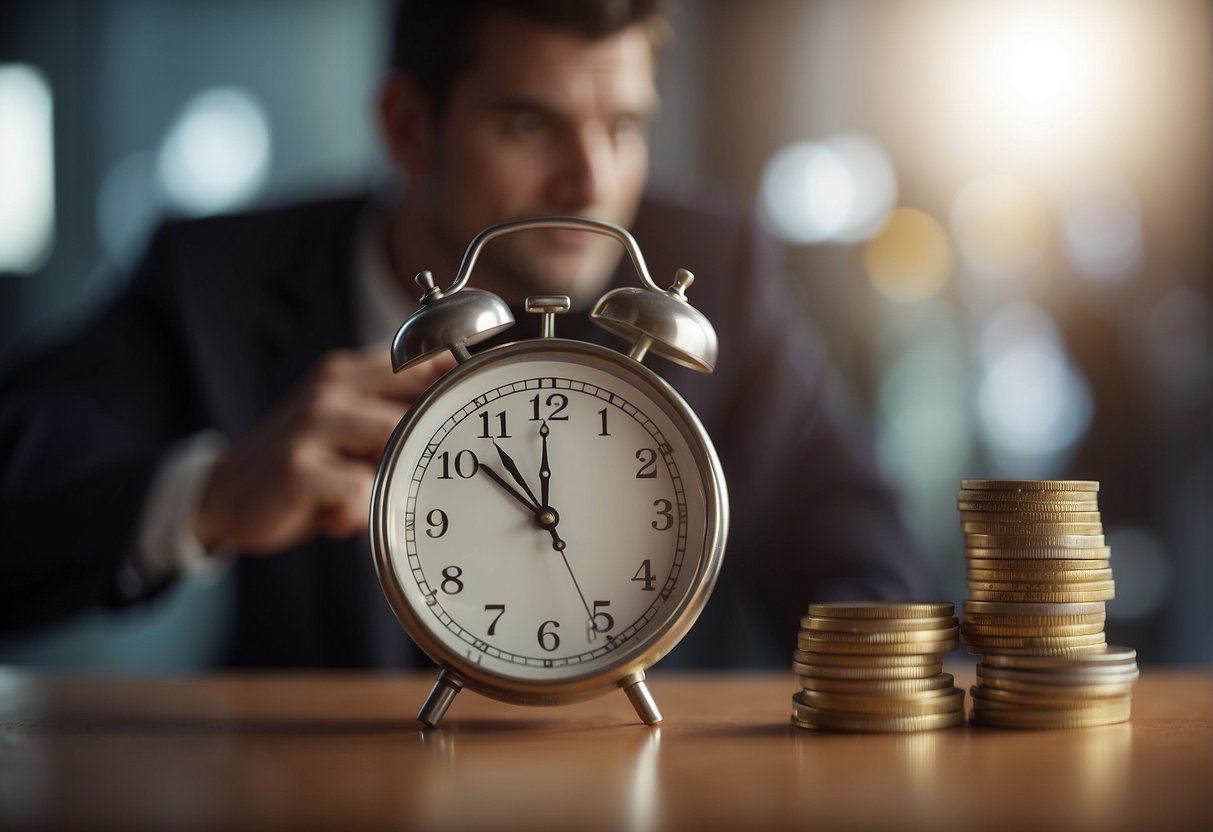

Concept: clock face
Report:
left=373, top=340, right=725, bottom=691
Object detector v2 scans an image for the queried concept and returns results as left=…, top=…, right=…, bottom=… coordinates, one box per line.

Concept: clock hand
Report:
left=494, top=441, right=541, bottom=508
left=489, top=436, right=591, bottom=626
left=539, top=420, right=551, bottom=509
left=549, top=532, right=594, bottom=626
left=481, top=458, right=565, bottom=548
left=479, top=463, right=539, bottom=513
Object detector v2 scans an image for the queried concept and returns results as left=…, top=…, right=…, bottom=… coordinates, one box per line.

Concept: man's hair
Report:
left=390, top=0, right=669, bottom=115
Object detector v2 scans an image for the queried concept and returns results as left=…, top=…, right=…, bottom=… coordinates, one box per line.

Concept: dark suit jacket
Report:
left=0, top=188, right=934, bottom=667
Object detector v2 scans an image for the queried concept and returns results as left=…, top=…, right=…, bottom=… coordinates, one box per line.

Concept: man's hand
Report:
left=192, top=345, right=455, bottom=554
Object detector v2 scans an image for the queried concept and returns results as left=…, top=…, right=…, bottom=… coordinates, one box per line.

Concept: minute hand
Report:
left=539, top=420, right=551, bottom=508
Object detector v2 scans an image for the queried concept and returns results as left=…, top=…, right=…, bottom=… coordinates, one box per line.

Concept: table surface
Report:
left=0, top=664, right=1208, bottom=832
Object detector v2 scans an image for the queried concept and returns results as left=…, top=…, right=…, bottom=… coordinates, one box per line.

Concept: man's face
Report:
left=410, top=14, right=659, bottom=305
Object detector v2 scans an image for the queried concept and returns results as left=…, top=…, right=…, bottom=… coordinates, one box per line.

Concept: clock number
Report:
left=478, top=411, right=510, bottom=439
left=440, top=565, right=464, bottom=595
left=652, top=499, right=674, bottom=531
left=425, top=509, right=449, bottom=538
left=635, top=448, right=658, bottom=479
left=530, top=393, right=569, bottom=421
left=597, top=408, right=610, bottom=436
left=484, top=604, right=506, bottom=636
left=537, top=620, right=561, bottom=652
left=632, top=559, right=657, bottom=592
left=588, top=600, right=615, bottom=641
left=437, top=449, right=479, bottom=479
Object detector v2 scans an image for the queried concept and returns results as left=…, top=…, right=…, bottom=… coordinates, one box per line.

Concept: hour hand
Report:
left=494, top=441, right=541, bottom=508
left=479, top=462, right=538, bottom=513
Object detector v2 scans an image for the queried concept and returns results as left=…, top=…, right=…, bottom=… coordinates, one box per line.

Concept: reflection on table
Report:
left=0, top=665, right=1208, bottom=831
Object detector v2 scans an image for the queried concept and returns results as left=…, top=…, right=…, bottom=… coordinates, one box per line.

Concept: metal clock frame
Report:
left=371, top=337, right=728, bottom=726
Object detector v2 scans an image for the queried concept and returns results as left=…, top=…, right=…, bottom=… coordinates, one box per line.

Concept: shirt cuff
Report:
left=133, top=430, right=235, bottom=586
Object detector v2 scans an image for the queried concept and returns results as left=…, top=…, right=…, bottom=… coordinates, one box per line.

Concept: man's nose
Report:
left=549, top=127, right=614, bottom=209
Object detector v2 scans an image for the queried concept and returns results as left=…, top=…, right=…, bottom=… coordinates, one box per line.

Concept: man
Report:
left=0, top=0, right=933, bottom=667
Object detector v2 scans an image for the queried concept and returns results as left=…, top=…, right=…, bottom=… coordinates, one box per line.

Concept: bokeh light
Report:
left=759, top=131, right=896, bottom=245
left=0, top=64, right=54, bottom=273
left=973, top=2, right=1105, bottom=139
left=930, top=0, right=1140, bottom=169
left=950, top=174, right=1050, bottom=280
left=157, top=86, right=271, bottom=216
left=878, top=335, right=971, bottom=491
left=1061, top=173, right=1143, bottom=286
left=864, top=207, right=954, bottom=302
left=976, top=303, right=1093, bottom=475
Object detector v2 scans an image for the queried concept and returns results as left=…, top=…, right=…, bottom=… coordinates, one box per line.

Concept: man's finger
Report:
left=299, top=450, right=376, bottom=538
left=374, top=350, right=458, bottom=401
left=310, top=395, right=407, bottom=457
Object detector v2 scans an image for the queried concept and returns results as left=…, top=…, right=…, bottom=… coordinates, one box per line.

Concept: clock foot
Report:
left=417, top=669, right=465, bottom=728
left=620, top=672, right=663, bottom=725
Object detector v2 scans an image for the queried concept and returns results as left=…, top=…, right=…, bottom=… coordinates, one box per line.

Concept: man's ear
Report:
left=377, top=73, right=435, bottom=176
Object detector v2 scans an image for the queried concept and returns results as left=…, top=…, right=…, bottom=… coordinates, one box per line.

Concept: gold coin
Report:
left=796, top=688, right=965, bottom=717
left=970, top=699, right=1131, bottom=729
left=795, top=660, right=944, bottom=680
left=961, top=479, right=1099, bottom=492
left=973, top=678, right=1137, bottom=699
left=966, top=546, right=1111, bottom=561
left=960, top=511, right=1103, bottom=524
left=961, top=521, right=1104, bottom=535
left=964, top=600, right=1106, bottom=616
left=800, top=673, right=955, bottom=695
left=800, top=625, right=962, bottom=646
left=960, top=620, right=1106, bottom=637
left=792, top=706, right=965, bottom=733
left=958, top=500, right=1101, bottom=513
left=967, top=580, right=1116, bottom=594
left=966, top=568, right=1114, bottom=584
left=794, top=648, right=947, bottom=667
left=962, top=613, right=1107, bottom=630
left=807, top=601, right=955, bottom=619
left=966, top=644, right=1110, bottom=657
left=798, top=635, right=959, bottom=655
left=970, top=684, right=1130, bottom=703
left=800, top=614, right=956, bottom=633
left=957, top=488, right=1099, bottom=502
left=968, top=588, right=1115, bottom=603
left=979, top=644, right=1136, bottom=670
left=966, top=558, right=1110, bottom=571
left=964, top=533, right=1106, bottom=548
left=976, top=663, right=1140, bottom=684
left=970, top=686, right=1132, bottom=711
left=961, top=632, right=1107, bottom=650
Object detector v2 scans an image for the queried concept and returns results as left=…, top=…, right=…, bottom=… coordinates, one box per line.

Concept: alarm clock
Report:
left=370, top=216, right=728, bottom=727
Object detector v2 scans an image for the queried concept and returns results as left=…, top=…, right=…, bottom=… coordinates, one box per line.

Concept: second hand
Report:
left=537, top=419, right=592, bottom=625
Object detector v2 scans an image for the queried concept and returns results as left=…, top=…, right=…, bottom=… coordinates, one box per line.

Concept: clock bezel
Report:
left=370, top=338, right=728, bottom=706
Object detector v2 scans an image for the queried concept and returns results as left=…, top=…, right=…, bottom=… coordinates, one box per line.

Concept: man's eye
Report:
left=512, top=113, right=547, bottom=136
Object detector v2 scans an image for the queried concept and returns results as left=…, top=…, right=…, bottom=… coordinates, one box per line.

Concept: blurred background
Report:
left=1, top=0, right=1208, bottom=668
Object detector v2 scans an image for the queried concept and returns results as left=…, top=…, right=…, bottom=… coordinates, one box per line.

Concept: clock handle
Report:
left=620, top=671, right=663, bottom=726
left=444, top=216, right=664, bottom=296
left=416, top=668, right=466, bottom=728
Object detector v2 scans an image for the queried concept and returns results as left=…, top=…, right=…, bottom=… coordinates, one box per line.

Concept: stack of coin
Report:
left=970, top=647, right=1139, bottom=728
left=958, top=479, right=1136, bottom=728
left=791, top=601, right=965, bottom=732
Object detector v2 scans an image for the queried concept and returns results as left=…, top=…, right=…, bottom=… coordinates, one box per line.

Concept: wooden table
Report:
left=0, top=665, right=1208, bottom=831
